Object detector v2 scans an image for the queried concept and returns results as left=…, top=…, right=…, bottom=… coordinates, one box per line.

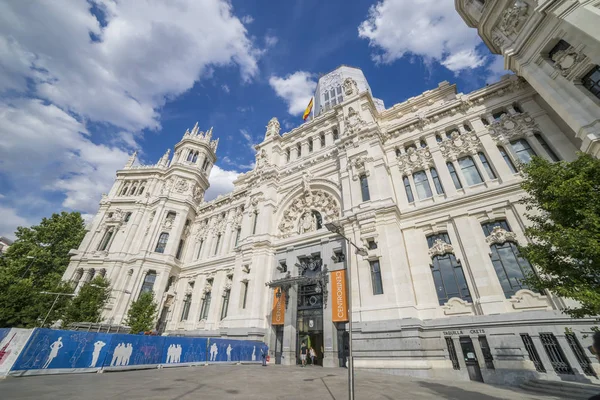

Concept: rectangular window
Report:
left=510, top=139, right=536, bottom=163
left=481, top=220, right=511, bottom=236
left=197, top=239, right=204, bottom=259
left=369, top=260, right=384, bottom=295
left=241, top=281, right=249, bottom=309
left=498, top=146, right=517, bottom=173
left=367, top=240, right=377, bottom=250
left=535, top=134, right=560, bottom=162
left=98, top=229, right=114, bottom=251
left=413, top=170, right=433, bottom=199
left=565, top=332, right=597, bottom=377
left=539, top=333, right=573, bottom=375
left=213, top=234, right=221, bottom=256
left=403, top=176, right=414, bottom=203
left=234, top=228, right=241, bottom=247
left=175, top=239, right=185, bottom=260
left=297, top=143, right=302, bottom=157
left=200, top=291, right=212, bottom=320
left=360, top=175, right=370, bottom=202
left=308, top=138, right=313, bottom=152
left=252, top=212, right=258, bottom=234
left=478, top=336, right=495, bottom=369
left=324, top=91, right=329, bottom=101
left=430, top=168, right=444, bottom=195
left=548, top=39, right=571, bottom=62
left=286, top=149, right=290, bottom=163
left=458, top=156, right=484, bottom=186
left=582, top=65, right=600, bottom=100
left=521, top=334, right=546, bottom=373
left=447, top=162, right=463, bottom=189
left=446, top=337, right=460, bottom=370
left=180, top=294, right=191, bottom=321
left=221, top=290, right=230, bottom=320
left=320, top=133, right=325, bottom=147
left=139, top=271, right=157, bottom=297
left=478, top=152, right=496, bottom=179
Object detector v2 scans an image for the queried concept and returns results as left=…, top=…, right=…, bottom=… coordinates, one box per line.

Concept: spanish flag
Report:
left=302, top=97, right=313, bottom=121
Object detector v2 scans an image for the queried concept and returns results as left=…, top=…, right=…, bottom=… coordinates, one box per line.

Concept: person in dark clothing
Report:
left=300, top=341, right=308, bottom=367
left=260, top=347, right=267, bottom=367
left=588, top=331, right=600, bottom=400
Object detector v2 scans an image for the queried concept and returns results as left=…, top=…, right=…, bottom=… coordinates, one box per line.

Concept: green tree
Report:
left=519, top=153, right=600, bottom=318
left=124, top=291, right=158, bottom=333
left=63, top=276, right=111, bottom=327
left=0, top=211, right=86, bottom=327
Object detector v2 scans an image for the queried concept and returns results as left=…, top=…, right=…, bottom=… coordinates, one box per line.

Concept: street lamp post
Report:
left=325, top=221, right=368, bottom=400
left=21, top=256, right=36, bottom=278
left=39, top=291, right=75, bottom=327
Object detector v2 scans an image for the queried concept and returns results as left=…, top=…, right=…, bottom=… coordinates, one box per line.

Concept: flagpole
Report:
left=311, top=96, right=315, bottom=120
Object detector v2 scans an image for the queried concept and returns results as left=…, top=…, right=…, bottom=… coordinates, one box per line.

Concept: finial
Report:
left=265, top=117, right=281, bottom=139
left=124, top=150, right=137, bottom=168
left=159, top=148, right=171, bottom=167
left=192, top=122, right=199, bottom=136
left=206, top=127, right=213, bottom=140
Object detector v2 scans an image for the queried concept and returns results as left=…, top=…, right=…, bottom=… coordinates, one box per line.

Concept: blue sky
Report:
left=0, top=0, right=506, bottom=239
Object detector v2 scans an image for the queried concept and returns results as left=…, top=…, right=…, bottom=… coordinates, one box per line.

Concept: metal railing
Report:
left=540, top=333, right=573, bottom=375
left=566, top=332, right=597, bottom=377
left=445, top=337, right=460, bottom=370
left=521, top=334, right=546, bottom=373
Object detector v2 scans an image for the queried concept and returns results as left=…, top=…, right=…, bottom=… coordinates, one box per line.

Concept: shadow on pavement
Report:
left=416, top=381, right=509, bottom=400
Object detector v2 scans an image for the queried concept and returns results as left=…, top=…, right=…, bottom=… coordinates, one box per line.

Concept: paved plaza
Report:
left=0, top=365, right=568, bottom=400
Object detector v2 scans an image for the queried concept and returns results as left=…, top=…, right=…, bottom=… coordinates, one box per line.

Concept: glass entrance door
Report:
left=296, top=283, right=323, bottom=366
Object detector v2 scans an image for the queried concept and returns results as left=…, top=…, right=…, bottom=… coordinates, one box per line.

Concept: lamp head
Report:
left=325, top=221, right=341, bottom=233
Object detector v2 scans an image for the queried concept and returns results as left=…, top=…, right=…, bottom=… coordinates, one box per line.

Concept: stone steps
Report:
left=520, top=378, right=600, bottom=400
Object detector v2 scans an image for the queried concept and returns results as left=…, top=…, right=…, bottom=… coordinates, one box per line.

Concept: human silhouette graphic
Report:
left=110, top=343, right=122, bottom=366
left=166, top=344, right=174, bottom=363
left=226, top=344, right=232, bottom=362
left=175, top=344, right=181, bottom=363
left=89, top=340, right=106, bottom=367
left=251, top=346, right=256, bottom=361
left=122, top=343, right=132, bottom=365
left=42, top=337, right=63, bottom=369
left=210, top=343, right=218, bottom=361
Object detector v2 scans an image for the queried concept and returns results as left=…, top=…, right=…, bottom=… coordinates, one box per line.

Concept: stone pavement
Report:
left=0, top=365, right=567, bottom=400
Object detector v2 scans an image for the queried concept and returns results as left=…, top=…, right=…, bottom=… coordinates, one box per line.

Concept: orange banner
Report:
left=331, top=270, right=348, bottom=322
left=271, top=287, right=285, bottom=325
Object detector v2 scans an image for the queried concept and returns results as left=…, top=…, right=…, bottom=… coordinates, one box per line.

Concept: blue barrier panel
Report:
left=0, top=328, right=9, bottom=345
left=207, top=338, right=267, bottom=363
left=103, top=334, right=165, bottom=368
left=10, top=328, right=113, bottom=375
left=161, top=336, right=207, bottom=365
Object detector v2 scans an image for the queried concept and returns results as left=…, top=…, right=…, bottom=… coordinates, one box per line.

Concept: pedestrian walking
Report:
left=300, top=341, right=308, bottom=367
left=309, top=347, right=316, bottom=366
left=261, top=347, right=267, bottom=367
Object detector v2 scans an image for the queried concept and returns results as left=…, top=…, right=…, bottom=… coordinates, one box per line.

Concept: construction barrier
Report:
left=6, top=328, right=266, bottom=377
left=0, top=328, right=34, bottom=377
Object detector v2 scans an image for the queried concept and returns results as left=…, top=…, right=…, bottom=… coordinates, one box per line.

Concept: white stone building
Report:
left=63, top=65, right=600, bottom=385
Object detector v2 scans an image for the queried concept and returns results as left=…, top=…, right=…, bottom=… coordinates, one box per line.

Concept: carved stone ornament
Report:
left=443, top=297, right=475, bottom=316
left=343, top=77, right=359, bottom=96
left=195, top=220, right=209, bottom=241
left=498, top=0, right=529, bottom=37
left=278, top=190, right=340, bottom=238
left=428, top=239, right=454, bottom=258
left=222, top=275, right=233, bottom=295
left=438, top=132, right=483, bottom=161
left=487, top=113, right=537, bottom=145
left=255, top=149, right=270, bottom=170
left=551, top=46, right=587, bottom=78
left=163, top=212, right=176, bottom=231
left=485, top=226, right=518, bottom=246
left=174, top=178, right=189, bottom=194
left=105, top=209, right=123, bottom=224
left=298, top=211, right=318, bottom=234
left=509, top=289, right=551, bottom=310
left=160, top=178, right=174, bottom=195
left=265, top=117, right=281, bottom=138
left=144, top=211, right=155, bottom=236
left=192, top=184, right=204, bottom=203
left=202, top=279, right=213, bottom=297
left=397, top=146, right=434, bottom=176
left=296, top=256, right=323, bottom=275
left=348, top=155, right=374, bottom=180
left=343, top=107, right=366, bottom=136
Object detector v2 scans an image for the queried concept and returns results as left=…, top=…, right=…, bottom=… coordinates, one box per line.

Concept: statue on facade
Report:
left=299, top=211, right=317, bottom=234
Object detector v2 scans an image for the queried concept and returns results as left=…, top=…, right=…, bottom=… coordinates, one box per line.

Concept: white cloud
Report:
left=205, top=165, right=240, bottom=201
left=485, top=55, right=510, bottom=83
left=222, top=84, right=230, bottom=93
left=265, top=35, right=279, bottom=48
left=0, top=0, right=261, bottom=131
left=239, top=129, right=259, bottom=152
left=358, top=0, right=486, bottom=73
left=0, top=205, right=33, bottom=240
left=241, top=15, right=254, bottom=24
left=269, top=71, right=316, bottom=115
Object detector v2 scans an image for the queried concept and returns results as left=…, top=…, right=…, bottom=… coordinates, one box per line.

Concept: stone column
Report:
left=403, top=227, right=439, bottom=318
left=282, top=285, right=298, bottom=366
left=426, top=136, right=458, bottom=197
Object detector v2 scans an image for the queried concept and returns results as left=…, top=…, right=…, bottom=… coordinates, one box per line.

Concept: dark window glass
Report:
left=447, top=162, right=463, bottom=189
left=481, top=220, right=511, bottom=236
left=481, top=117, right=489, bottom=126
left=458, top=156, right=483, bottom=186
left=155, top=232, right=169, bottom=253
left=583, top=66, right=600, bottom=100
left=242, top=281, right=249, bottom=309
left=463, top=123, right=472, bottom=132
left=548, top=40, right=571, bottom=62
left=333, top=128, right=339, bottom=140
left=180, top=294, right=191, bottom=321
left=98, top=229, right=114, bottom=251
left=367, top=240, right=378, bottom=250
left=435, top=134, right=442, bottom=142
left=175, top=239, right=185, bottom=260
left=286, top=149, right=290, bottom=162
left=510, top=139, right=536, bottom=163
left=498, top=146, right=517, bottom=173
left=403, top=176, right=414, bottom=203
left=419, top=140, right=427, bottom=148
left=360, top=175, right=370, bottom=202
left=493, top=111, right=507, bottom=120
left=200, top=291, right=212, bottom=320
left=370, top=260, right=384, bottom=295
left=431, top=253, right=472, bottom=305
left=197, top=239, right=203, bottom=259
left=426, top=232, right=451, bottom=248
left=252, top=212, right=259, bottom=234
left=430, top=168, right=445, bottom=195
left=297, top=143, right=302, bottom=157
left=214, top=234, right=221, bottom=256
left=235, top=228, right=241, bottom=247
left=534, top=134, right=560, bottom=161
left=308, top=138, right=313, bottom=152
left=320, top=133, right=325, bottom=147
left=140, top=271, right=157, bottom=297
left=413, top=170, right=433, bottom=199
left=478, top=152, right=497, bottom=179
left=490, top=242, right=535, bottom=298
left=221, top=290, right=230, bottom=320
left=395, top=148, right=401, bottom=157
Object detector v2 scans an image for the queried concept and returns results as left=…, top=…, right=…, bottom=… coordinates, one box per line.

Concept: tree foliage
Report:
left=0, top=211, right=86, bottom=327
left=63, top=276, right=111, bottom=327
left=519, top=153, right=600, bottom=317
left=124, top=291, right=158, bottom=334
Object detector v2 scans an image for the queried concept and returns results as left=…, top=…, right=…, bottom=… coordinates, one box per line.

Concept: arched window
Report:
left=430, top=168, right=444, bottom=195
left=97, top=228, right=114, bottom=251
left=395, top=148, right=401, bottom=157
left=311, top=210, right=323, bottom=230
left=138, top=186, right=145, bottom=195
left=435, top=134, right=442, bottom=143
left=447, top=162, right=463, bottom=189
left=413, top=170, right=433, bottom=199
left=534, top=133, right=560, bottom=162
left=192, top=151, right=199, bottom=163
left=403, top=176, right=414, bottom=203
left=308, top=138, right=313, bottom=153
left=482, top=221, right=535, bottom=298
left=176, top=239, right=185, bottom=260
left=478, top=152, right=496, bottom=179
left=139, top=270, right=157, bottom=297
left=200, top=290, right=212, bottom=320
left=286, top=148, right=291, bottom=163
left=498, top=146, right=517, bottom=173
left=124, top=212, right=132, bottom=222
left=252, top=211, right=259, bottom=234
left=221, top=289, right=230, bottom=320
left=427, top=233, right=472, bottom=305
left=213, top=234, right=221, bottom=256
left=463, top=123, right=472, bottom=132
left=130, top=185, right=137, bottom=195
left=481, top=117, right=490, bottom=126
left=180, top=293, right=192, bottom=321
left=187, top=150, right=194, bottom=162
left=121, top=186, right=129, bottom=196
left=359, top=174, right=370, bottom=202
left=155, top=232, right=169, bottom=253
left=419, top=140, right=427, bottom=148
left=458, top=156, right=483, bottom=186
left=332, top=128, right=339, bottom=141
left=404, top=144, right=417, bottom=152
left=510, top=139, right=536, bottom=163
left=197, top=239, right=204, bottom=259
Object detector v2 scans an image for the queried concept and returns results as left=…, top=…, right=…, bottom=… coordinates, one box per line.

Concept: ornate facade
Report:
left=63, top=65, right=599, bottom=385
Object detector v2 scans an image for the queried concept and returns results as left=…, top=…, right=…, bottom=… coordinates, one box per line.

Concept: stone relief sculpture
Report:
left=485, top=226, right=519, bottom=246
left=438, top=132, right=482, bottom=161
left=428, top=239, right=455, bottom=258
left=278, top=190, right=339, bottom=238
left=551, top=45, right=587, bottom=78
left=299, top=211, right=318, bottom=234
left=498, top=0, right=529, bottom=37
left=343, top=77, right=358, bottom=96
left=397, top=147, right=434, bottom=176
left=487, top=113, right=537, bottom=145
left=265, top=117, right=280, bottom=138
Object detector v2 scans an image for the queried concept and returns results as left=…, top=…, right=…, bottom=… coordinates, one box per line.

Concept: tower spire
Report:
left=124, top=151, right=137, bottom=168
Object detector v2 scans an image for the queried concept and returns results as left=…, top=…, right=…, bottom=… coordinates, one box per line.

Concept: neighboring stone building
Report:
left=455, top=0, right=600, bottom=157
left=0, top=236, right=13, bottom=254
left=63, top=65, right=600, bottom=385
